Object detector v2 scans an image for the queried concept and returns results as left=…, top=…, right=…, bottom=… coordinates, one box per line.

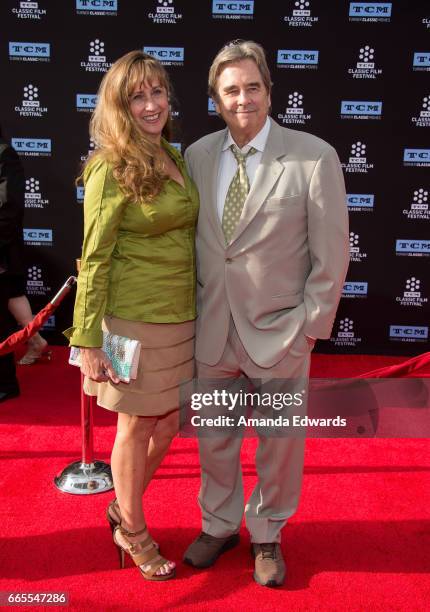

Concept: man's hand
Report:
left=79, top=347, right=120, bottom=384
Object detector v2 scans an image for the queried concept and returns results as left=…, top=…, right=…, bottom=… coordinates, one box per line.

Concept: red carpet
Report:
left=1, top=348, right=429, bottom=611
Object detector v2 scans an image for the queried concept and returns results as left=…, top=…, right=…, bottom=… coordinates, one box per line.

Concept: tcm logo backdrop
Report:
left=1, top=0, right=429, bottom=355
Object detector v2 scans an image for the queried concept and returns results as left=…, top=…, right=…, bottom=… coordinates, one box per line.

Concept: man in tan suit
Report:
left=183, top=41, right=349, bottom=586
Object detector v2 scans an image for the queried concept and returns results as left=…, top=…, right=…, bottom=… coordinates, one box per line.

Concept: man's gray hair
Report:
left=208, top=40, right=272, bottom=100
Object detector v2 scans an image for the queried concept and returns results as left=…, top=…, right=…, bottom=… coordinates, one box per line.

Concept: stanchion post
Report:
left=81, top=373, right=94, bottom=464
left=54, top=259, right=114, bottom=495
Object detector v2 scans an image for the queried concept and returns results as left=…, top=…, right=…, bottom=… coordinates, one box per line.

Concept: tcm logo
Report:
left=331, top=317, right=361, bottom=346
left=396, top=240, right=430, bottom=253
left=404, top=187, right=430, bottom=220
left=25, top=177, right=49, bottom=208
left=349, top=3, right=392, bottom=16
left=349, top=232, right=367, bottom=261
left=22, top=84, right=39, bottom=106
left=147, top=0, right=182, bottom=23
left=212, top=1, right=254, bottom=14
left=27, top=266, right=42, bottom=284
left=404, top=149, right=430, bottom=162
left=347, top=194, right=374, bottom=208
left=81, top=39, right=112, bottom=72
left=338, top=318, right=354, bottom=337
left=76, top=0, right=117, bottom=9
left=341, top=101, right=382, bottom=115
left=350, top=141, right=366, bottom=161
left=12, top=1, right=47, bottom=20
left=26, top=177, right=41, bottom=198
left=277, top=50, right=319, bottom=65
left=284, top=0, right=318, bottom=26
left=357, top=45, right=374, bottom=66
left=412, top=188, right=428, bottom=208
left=343, top=282, right=368, bottom=295
left=397, top=277, right=428, bottom=307
left=348, top=45, right=382, bottom=79
left=419, top=95, right=430, bottom=117
left=389, top=326, right=428, bottom=340
left=143, top=46, right=184, bottom=63
left=11, top=138, right=51, bottom=152
left=405, top=277, right=421, bottom=297
left=9, top=42, right=50, bottom=57
left=26, top=265, right=51, bottom=297
left=155, top=0, right=175, bottom=13
left=411, top=95, right=430, bottom=128
left=15, top=84, right=48, bottom=118
left=76, top=94, right=97, bottom=109
left=413, top=53, right=430, bottom=68
left=277, top=92, right=312, bottom=126
left=88, top=39, right=105, bottom=61
left=23, top=229, right=53, bottom=242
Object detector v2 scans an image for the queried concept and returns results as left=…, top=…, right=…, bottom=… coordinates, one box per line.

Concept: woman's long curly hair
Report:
left=82, top=50, right=173, bottom=203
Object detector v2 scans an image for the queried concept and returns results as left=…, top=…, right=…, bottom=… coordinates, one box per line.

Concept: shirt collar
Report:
left=162, top=137, right=183, bottom=164
left=222, top=116, right=271, bottom=154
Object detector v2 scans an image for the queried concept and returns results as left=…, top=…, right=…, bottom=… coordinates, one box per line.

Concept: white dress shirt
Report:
left=216, top=116, right=271, bottom=221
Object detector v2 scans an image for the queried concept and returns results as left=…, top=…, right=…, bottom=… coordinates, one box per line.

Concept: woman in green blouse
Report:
left=65, top=51, right=198, bottom=581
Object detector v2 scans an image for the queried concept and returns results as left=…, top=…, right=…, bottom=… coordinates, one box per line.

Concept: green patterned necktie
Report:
left=222, top=144, right=257, bottom=243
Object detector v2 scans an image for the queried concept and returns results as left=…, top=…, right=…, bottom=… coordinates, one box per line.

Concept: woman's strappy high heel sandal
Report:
left=106, top=499, right=160, bottom=550
left=18, top=335, right=51, bottom=365
left=113, top=523, right=175, bottom=581
left=106, top=499, right=121, bottom=533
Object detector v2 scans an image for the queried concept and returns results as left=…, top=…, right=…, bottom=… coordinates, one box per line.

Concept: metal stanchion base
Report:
left=54, top=460, right=113, bottom=495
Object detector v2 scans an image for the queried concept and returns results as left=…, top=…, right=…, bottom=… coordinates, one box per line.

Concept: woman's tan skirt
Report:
left=83, top=316, right=195, bottom=416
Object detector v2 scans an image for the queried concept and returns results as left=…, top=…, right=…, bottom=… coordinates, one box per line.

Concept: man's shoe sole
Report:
left=183, top=534, right=240, bottom=568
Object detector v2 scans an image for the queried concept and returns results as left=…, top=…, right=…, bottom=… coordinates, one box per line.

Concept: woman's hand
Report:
left=79, top=347, right=120, bottom=384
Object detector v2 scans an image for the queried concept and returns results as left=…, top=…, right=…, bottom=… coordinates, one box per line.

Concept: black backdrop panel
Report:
left=1, top=0, right=429, bottom=355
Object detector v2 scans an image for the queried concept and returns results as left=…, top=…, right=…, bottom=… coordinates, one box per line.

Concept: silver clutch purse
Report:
left=69, top=332, right=141, bottom=383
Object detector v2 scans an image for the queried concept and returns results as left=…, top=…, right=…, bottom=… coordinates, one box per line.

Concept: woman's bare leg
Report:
left=142, top=409, right=179, bottom=492
left=8, top=295, right=34, bottom=327
left=110, top=412, right=175, bottom=576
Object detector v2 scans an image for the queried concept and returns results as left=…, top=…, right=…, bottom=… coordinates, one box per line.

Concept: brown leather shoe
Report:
left=183, top=532, right=239, bottom=568
left=252, top=543, right=286, bottom=587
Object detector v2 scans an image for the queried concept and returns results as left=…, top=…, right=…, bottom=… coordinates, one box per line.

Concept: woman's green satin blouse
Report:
left=65, top=141, right=199, bottom=347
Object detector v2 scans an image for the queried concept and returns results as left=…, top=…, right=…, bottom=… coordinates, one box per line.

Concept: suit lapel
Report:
left=230, top=119, right=286, bottom=245
left=203, top=130, right=226, bottom=248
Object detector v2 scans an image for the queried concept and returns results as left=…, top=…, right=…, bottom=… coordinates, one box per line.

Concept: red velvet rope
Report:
left=356, top=352, right=430, bottom=378
left=0, top=302, right=56, bottom=356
